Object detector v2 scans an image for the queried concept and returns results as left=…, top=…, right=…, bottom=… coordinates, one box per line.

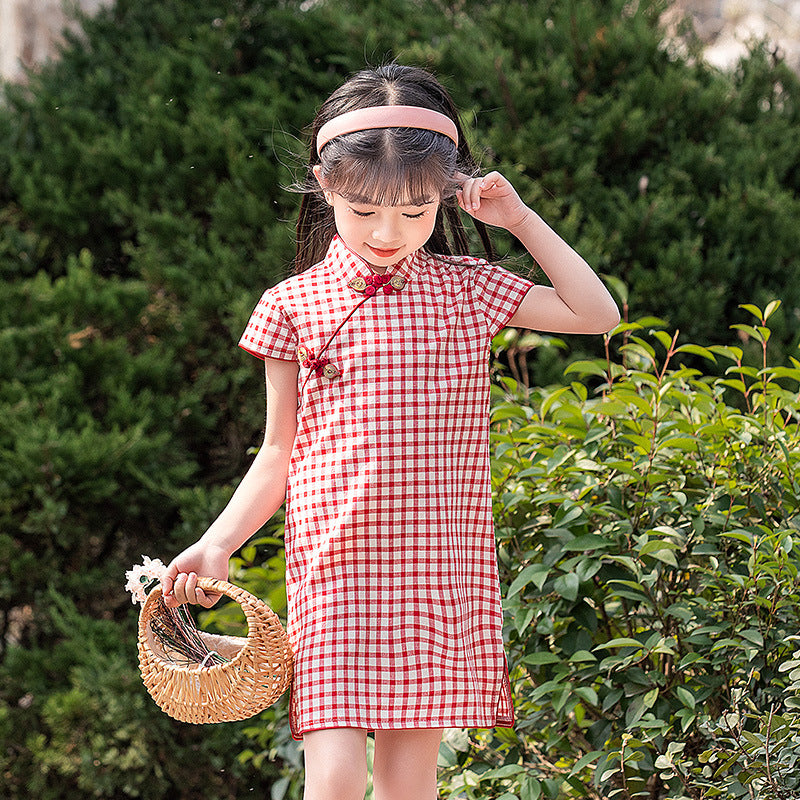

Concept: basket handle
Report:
left=191, top=576, right=284, bottom=639
left=142, top=577, right=284, bottom=642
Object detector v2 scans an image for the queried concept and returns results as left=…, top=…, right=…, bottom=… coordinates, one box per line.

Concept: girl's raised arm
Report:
left=162, top=356, right=299, bottom=608
left=457, top=171, right=620, bottom=335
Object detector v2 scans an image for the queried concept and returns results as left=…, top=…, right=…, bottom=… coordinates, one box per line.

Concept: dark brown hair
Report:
left=294, top=63, right=495, bottom=272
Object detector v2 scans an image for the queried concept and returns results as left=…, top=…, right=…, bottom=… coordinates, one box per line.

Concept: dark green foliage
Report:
left=397, top=1, right=800, bottom=362
left=0, top=593, right=278, bottom=798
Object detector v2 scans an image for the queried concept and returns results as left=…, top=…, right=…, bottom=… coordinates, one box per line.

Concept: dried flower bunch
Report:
left=125, top=555, right=228, bottom=668
left=125, top=555, right=167, bottom=605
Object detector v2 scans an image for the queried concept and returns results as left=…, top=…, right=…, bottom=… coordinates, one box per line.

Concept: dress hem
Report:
left=290, top=716, right=516, bottom=741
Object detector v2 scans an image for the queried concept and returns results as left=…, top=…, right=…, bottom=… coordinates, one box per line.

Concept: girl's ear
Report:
left=312, top=165, right=334, bottom=205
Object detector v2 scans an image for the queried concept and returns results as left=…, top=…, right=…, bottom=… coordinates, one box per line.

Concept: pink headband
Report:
left=316, top=105, right=459, bottom=155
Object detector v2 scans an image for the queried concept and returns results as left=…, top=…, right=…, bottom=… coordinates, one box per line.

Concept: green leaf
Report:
left=739, top=303, right=764, bottom=320
left=601, top=273, right=628, bottom=305
left=722, top=530, right=755, bottom=545
left=708, top=344, right=744, bottom=362
left=524, top=652, right=561, bottom=666
left=561, top=534, right=613, bottom=551
left=575, top=686, right=599, bottom=706
left=520, top=776, right=542, bottom=800
left=675, top=343, right=716, bottom=362
left=563, top=359, right=608, bottom=379
left=675, top=685, right=696, bottom=709
left=740, top=629, right=764, bottom=647
left=643, top=687, right=659, bottom=708
left=553, top=572, right=580, bottom=601
left=639, top=539, right=680, bottom=556
left=507, top=564, right=550, bottom=598
left=637, top=536, right=680, bottom=565
left=540, top=385, right=573, bottom=419
left=730, top=323, right=763, bottom=343
left=569, top=650, right=598, bottom=663
left=568, top=750, right=605, bottom=776
left=595, top=638, right=645, bottom=650
left=652, top=329, right=674, bottom=352
left=620, top=341, right=657, bottom=365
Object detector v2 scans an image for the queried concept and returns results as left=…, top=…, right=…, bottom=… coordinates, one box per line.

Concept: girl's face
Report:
left=315, top=166, right=439, bottom=271
left=328, top=193, right=439, bottom=271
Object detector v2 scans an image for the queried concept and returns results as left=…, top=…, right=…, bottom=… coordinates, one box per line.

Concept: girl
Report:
left=161, top=63, right=619, bottom=800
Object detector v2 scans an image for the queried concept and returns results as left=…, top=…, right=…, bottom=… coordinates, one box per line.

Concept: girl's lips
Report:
left=366, top=244, right=401, bottom=258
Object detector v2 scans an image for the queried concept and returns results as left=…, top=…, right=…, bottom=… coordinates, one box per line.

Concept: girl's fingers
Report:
left=457, top=178, right=482, bottom=212
left=169, top=572, right=188, bottom=604
left=184, top=571, right=199, bottom=604
left=161, top=561, right=181, bottom=598
left=166, top=571, right=196, bottom=606
left=163, top=571, right=217, bottom=608
left=196, top=589, right=220, bottom=608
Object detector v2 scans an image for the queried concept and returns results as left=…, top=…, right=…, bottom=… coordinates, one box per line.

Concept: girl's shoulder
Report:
left=422, top=250, right=491, bottom=273
left=262, top=260, right=330, bottom=300
left=422, top=250, right=529, bottom=282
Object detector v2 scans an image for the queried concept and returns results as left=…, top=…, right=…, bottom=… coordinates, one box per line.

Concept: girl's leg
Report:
left=302, top=727, right=369, bottom=800
left=372, top=728, right=443, bottom=800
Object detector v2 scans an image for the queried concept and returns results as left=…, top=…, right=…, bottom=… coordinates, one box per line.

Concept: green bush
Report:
left=0, top=593, right=280, bottom=799
left=430, top=302, right=800, bottom=798
left=400, top=0, right=800, bottom=367
left=663, top=638, right=800, bottom=798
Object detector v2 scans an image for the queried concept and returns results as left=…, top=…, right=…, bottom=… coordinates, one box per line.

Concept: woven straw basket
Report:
left=138, top=577, right=293, bottom=724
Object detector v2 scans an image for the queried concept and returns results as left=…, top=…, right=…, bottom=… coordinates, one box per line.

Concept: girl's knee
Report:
left=304, top=765, right=367, bottom=800
left=372, top=729, right=442, bottom=800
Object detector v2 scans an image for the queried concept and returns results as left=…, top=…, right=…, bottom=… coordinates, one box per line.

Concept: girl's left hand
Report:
left=456, top=171, right=531, bottom=232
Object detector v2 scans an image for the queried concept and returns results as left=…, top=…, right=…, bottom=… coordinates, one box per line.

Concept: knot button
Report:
left=390, top=276, right=406, bottom=290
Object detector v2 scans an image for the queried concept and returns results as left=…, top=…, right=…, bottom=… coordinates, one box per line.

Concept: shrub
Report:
left=0, top=592, right=280, bottom=799
left=431, top=302, right=800, bottom=798
left=659, top=637, right=800, bottom=798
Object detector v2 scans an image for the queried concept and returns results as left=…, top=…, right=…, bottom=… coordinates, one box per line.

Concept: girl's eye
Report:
left=348, top=208, right=427, bottom=218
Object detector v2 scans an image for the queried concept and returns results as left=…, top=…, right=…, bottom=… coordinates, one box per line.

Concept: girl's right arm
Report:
left=161, top=356, right=299, bottom=608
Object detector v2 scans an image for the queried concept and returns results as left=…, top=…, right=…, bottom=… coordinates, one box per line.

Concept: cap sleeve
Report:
left=238, top=287, right=297, bottom=361
left=469, top=261, right=534, bottom=337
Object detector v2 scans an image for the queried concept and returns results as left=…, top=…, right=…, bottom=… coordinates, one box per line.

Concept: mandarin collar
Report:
left=325, top=235, right=421, bottom=289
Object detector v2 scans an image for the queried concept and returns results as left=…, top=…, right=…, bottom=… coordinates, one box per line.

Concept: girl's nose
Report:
left=372, top=214, right=400, bottom=243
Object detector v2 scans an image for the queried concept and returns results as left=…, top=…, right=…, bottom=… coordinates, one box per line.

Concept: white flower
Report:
left=124, top=555, right=167, bottom=605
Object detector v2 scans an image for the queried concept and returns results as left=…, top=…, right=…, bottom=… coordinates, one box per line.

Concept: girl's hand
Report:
left=161, top=540, right=230, bottom=608
left=456, top=171, right=531, bottom=232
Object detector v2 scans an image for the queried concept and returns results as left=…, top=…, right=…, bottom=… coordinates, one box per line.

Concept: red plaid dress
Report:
left=240, top=235, right=532, bottom=738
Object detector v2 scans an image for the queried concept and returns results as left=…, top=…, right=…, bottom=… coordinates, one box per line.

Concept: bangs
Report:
left=318, top=128, right=459, bottom=207
left=325, top=156, right=456, bottom=207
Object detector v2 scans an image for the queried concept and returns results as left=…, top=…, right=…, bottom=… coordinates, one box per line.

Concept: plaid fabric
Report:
left=240, top=235, right=531, bottom=738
